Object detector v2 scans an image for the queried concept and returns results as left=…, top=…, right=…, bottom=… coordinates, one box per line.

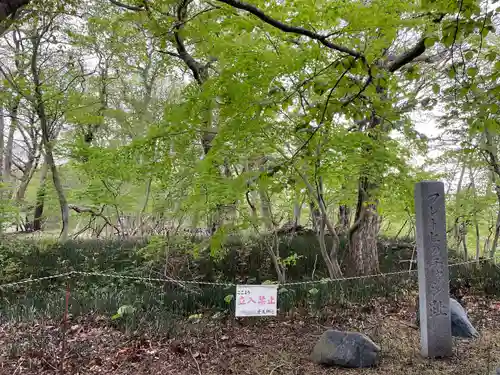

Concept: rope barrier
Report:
left=74, top=271, right=234, bottom=287
left=281, top=258, right=493, bottom=286
left=0, top=258, right=495, bottom=290
left=0, top=272, right=75, bottom=289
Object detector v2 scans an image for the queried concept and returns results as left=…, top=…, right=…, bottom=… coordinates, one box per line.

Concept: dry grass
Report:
left=1, top=294, right=499, bottom=375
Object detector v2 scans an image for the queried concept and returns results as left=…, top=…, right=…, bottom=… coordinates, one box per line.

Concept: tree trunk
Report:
left=171, top=3, right=226, bottom=234
left=348, top=176, right=380, bottom=276
left=453, top=161, right=467, bottom=245
left=0, top=107, right=4, bottom=182
left=490, top=185, right=500, bottom=260
left=298, top=170, right=342, bottom=279
left=483, top=128, right=500, bottom=260
left=460, top=222, right=468, bottom=261
left=267, top=232, right=286, bottom=283
left=3, top=98, right=20, bottom=198
left=3, top=119, right=15, bottom=186
left=490, top=211, right=500, bottom=260
left=223, top=160, right=238, bottom=222
left=338, top=205, right=351, bottom=233
left=293, top=199, right=301, bottom=227
left=468, top=166, right=481, bottom=260
left=245, top=190, right=258, bottom=219
left=30, top=33, right=69, bottom=241
left=32, top=156, right=48, bottom=231
left=258, top=186, right=273, bottom=230
left=347, top=111, right=384, bottom=276
left=310, top=201, right=321, bottom=231
left=474, top=216, right=480, bottom=261
left=15, top=152, right=39, bottom=202
left=44, top=135, right=70, bottom=241
left=133, top=178, right=152, bottom=236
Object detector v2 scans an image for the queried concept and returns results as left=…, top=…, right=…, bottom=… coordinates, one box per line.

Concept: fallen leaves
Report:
left=0, top=294, right=499, bottom=375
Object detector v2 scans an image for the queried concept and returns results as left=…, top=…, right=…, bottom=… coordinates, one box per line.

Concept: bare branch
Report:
left=11, top=157, right=25, bottom=172
left=158, top=50, right=182, bottom=59
left=108, top=0, right=144, bottom=11
left=385, top=14, right=446, bottom=73
left=289, top=60, right=355, bottom=161
left=69, top=204, right=121, bottom=234
left=169, top=0, right=208, bottom=85
left=215, top=0, right=362, bottom=59
left=342, top=70, right=373, bottom=107
left=387, top=38, right=427, bottom=72
left=179, top=5, right=220, bottom=27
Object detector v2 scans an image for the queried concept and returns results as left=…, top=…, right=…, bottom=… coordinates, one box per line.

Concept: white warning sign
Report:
left=235, top=284, right=278, bottom=317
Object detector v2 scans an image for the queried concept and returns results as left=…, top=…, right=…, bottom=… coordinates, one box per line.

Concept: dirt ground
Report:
left=1, top=294, right=499, bottom=375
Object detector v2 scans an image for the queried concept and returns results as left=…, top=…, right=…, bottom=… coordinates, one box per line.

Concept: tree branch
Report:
left=108, top=0, right=145, bottom=11
left=387, top=37, right=427, bottom=73
left=289, top=59, right=355, bottom=160
left=385, top=11, right=447, bottom=72
left=69, top=204, right=121, bottom=234
left=11, top=158, right=25, bottom=172
left=167, top=0, right=208, bottom=85
left=158, top=50, right=182, bottom=59
left=0, top=63, right=35, bottom=102
left=215, top=0, right=362, bottom=59
left=342, top=71, right=373, bottom=107
left=0, top=0, right=30, bottom=22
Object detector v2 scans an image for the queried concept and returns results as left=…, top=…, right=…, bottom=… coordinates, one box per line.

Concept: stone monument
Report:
left=414, top=181, right=452, bottom=358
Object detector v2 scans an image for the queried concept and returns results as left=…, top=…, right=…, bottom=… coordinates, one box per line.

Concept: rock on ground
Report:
left=449, top=298, right=479, bottom=338
left=311, top=329, right=381, bottom=368
left=415, top=297, right=479, bottom=338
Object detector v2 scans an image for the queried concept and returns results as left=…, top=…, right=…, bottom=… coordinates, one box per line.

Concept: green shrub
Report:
left=0, top=234, right=498, bottom=330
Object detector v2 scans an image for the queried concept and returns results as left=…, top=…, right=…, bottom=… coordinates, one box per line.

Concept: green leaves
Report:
left=441, top=21, right=457, bottom=48
left=424, top=37, right=438, bottom=48
left=2, top=0, right=496, bottom=266
left=485, top=51, right=497, bottom=62
left=464, top=51, right=474, bottom=61
left=112, top=305, right=136, bottom=320
left=466, top=67, right=478, bottom=77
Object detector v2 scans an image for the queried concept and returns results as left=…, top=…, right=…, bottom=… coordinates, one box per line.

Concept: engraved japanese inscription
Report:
left=415, top=181, right=452, bottom=358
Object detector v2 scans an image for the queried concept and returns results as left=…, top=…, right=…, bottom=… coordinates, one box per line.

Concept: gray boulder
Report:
left=311, top=329, right=381, bottom=368
left=449, top=298, right=479, bottom=338
left=415, top=297, right=479, bottom=338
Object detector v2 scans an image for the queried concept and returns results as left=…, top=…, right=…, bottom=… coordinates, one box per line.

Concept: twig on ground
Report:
left=188, top=348, right=202, bottom=375
left=387, top=316, right=418, bottom=330
left=269, top=363, right=285, bottom=375
left=60, top=282, right=70, bottom=374
left=42, top=357, right=58, bottom=371
left=12, top=358, right=24, bottom=375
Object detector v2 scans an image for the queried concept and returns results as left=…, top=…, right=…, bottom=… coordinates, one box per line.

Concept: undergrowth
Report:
left=0, top=234, right=499, bottom=336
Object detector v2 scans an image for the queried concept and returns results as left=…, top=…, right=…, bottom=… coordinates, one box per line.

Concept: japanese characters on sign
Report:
left=415, top=181, right=452, bottom=358
left=427, top=192, right=448, bottom=318
left=235, top=284, right=278, bottom=317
